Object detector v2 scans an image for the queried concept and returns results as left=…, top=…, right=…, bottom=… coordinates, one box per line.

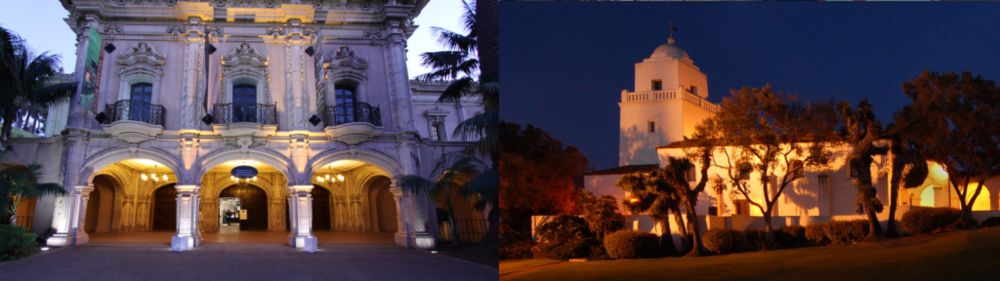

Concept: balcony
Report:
left=99, top=99, right=166, bottom=143
left=321, top=102, right=382, bottom=144
left=211, top=103, right=278, bottom=138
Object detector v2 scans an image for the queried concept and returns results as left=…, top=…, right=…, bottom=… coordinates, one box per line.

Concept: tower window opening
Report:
left=648, top=121, right=655, bottom=133
left=652, top=80, right=663, bottom=91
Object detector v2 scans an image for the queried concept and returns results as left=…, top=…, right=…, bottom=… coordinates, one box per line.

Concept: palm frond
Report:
left=28, top=82, right=74, bottom=106
left=397, top=175, right=435, bottom=194
left=438, top=77, right=475, bottom=104
left=431, top=27, right=476, bottom=54
left=459, top=169, right=498, bottom=210
left=454, top=111, right=498, bottom=155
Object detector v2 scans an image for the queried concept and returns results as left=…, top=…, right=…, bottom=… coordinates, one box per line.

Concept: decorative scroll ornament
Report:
left=118, top=42, right=166, bottom=74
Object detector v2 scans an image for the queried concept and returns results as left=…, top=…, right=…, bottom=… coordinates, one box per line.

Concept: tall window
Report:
left=335, top=85, right=357, bottom=123
left=690, top=86, right=698, bottom=95
left=430, top=121, right=446, bottom=141
left=233, top=84, right=256, bottom=123
left=648, top=121, right=655, bottom=133
left=129, top=83, right=153, bottom=122
left=651, top=80, right=663, bottom=91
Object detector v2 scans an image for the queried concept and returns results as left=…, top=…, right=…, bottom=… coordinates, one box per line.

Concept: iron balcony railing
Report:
left=321, top=102, right=382, bottom=127
left=213, top=103, right=277, bottom=125
left=101, top=99, right=166, bottom=126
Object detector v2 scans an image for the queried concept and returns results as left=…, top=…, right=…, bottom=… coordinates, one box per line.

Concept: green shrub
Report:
left=500, top=241, right=534, bottom=260
left=902, top=207, right=962, bottom=235
left=740, top=229, right=776, bottom=251
left=533, top=216, right=600, bottom=260
left=774, top=225, right=807, bottom=248
left=603, top=230, right=660, bottom=259
left=826, top=220, right=869, bottom=245
left=981, top=217, right=1000, bottom=228
left=805, top=223, right=830, bottom=245
left=702, top=229, right=743, bottom=254
left=1, top=225, right=37, bottom=261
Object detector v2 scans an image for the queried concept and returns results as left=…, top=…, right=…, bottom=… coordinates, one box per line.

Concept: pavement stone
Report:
left=0, top=243, right=498, bottom=281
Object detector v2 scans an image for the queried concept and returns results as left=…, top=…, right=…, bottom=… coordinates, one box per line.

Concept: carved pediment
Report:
left=223, top=43, right=268, bottom=69
left=332, top=46, right=367, bottom=70
left=327, top=46, right=367, bottom=82
left=118, top=42, right=166, bottom=73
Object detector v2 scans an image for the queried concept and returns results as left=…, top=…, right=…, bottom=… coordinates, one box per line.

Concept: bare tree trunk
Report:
left=658, top=217, right=678, bottom=256
left=673, top=210, right=690, bottom=254
left=864, top=199, right=885, bottom=241
left=885, top=165, right=902, bottom=238
left=683, top=199, right=703, bottom=257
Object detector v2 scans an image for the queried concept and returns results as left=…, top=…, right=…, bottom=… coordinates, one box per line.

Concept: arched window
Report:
left=335, top=84, right=357, bottom=123
left=233, top=84, right=257, bottom=123
left=129, top=83, right=153, bottom=122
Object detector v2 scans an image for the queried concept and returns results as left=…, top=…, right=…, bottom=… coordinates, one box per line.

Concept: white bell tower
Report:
left=619, top=28, right=718, bottom=166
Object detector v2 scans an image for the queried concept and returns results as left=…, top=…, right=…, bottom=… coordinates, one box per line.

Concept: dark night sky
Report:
left=501, top=2, right=1000, bottom=171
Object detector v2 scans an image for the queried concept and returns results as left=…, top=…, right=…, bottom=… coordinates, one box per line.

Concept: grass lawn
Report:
left=500, top=227, right=1000, bottom=281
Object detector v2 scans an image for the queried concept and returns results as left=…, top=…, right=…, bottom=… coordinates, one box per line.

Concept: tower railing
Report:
left=621, top=88, right=719, bottom=113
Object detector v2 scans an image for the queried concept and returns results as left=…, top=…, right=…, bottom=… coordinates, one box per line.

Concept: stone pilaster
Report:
left=287, top=185, right=317, bottom=252
left=171, top=185, right=201, bottom=251
left=386, top=20, right=416, bottom=132
left=177, top=18, right=206, bottom=130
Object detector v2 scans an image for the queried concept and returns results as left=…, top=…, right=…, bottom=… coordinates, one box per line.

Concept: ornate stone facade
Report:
left=7, top=0, right=485, bottom=251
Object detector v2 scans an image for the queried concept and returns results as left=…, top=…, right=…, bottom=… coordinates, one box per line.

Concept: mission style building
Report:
left=582, top=33, right=1000, bottom=241
left=4, top=0, right=484, bottom=252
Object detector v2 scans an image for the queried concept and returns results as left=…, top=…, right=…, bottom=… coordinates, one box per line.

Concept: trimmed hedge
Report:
left=533, top=216, right=601, bottom=260
left=982, top=217, right=1000, bottom=228
left=702, top=229, right=743, bottom=254
left=774, top=225, right=807, bottom=248
left=603, top=230, right=660, bottom=259
left=741, top=229, right=775, bottom=251
left=1, top=225, right=37, bottom=261
left=805, top=220, right=869, bottom=245
left=902, top=207, right=962, bottom=235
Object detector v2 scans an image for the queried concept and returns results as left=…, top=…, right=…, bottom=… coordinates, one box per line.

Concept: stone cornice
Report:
left=62, top=0, right=426, bottom=34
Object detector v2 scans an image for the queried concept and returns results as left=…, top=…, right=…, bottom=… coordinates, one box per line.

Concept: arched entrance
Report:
left=84, top=175, right=117, bottom=233
left=309, top=158, right=403, bottom=245
left=152, top=184, right=176, bottom=231
left=367, top=176, right=397, bottom=233
left=220, top=184, right=269, bottom=231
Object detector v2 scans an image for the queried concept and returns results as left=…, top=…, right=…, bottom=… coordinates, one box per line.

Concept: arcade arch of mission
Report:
left=50, top=146, right=411, bottom=250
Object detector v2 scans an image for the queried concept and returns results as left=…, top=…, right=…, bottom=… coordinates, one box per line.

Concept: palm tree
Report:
left=617, top=169, right=686, bottom=256
left=0, top=164, right=65, bottom=225
left=409, top=0, right=499, bottom=247
left=399, top=155, right=487, bottom=246
left=0, top=26, right=75, bottom=148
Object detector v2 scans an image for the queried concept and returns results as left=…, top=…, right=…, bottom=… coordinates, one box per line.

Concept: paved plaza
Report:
left=0, top=233, right=497, bottom=281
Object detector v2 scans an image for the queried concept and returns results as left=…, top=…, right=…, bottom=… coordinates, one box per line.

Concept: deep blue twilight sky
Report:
left=501, top=2, right=1000, bottom=171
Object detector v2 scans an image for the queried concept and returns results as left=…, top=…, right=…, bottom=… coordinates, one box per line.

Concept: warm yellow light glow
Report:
left=162, top=174, right=169, bottom=181
left=930, top=162, right=949, bottom=181
left=919, top=186, right=937, bottom=207
left=629, top=198, right=639, bottom=203
left=965, top=183, right=991, bottom=211
left=316, top=176, right=324, bottom=183
left=336, top=174, right=345, bottom=182
left=141, top=173, right=149, bottom=181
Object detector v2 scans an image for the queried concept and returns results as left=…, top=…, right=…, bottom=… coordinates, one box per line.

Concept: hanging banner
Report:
left=81, top=26, right=104, bottom=113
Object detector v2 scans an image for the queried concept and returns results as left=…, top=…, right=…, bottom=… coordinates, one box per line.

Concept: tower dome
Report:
left=649, top=36, right=690, bottom=60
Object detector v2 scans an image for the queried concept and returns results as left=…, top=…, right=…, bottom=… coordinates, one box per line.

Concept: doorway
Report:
left=151, top=184, right=176, bottom=231
left=219, top=184, right=268, bottom=231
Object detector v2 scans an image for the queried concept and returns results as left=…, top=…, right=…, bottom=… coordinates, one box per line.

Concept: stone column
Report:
left=47, top=185, right=93, bottom=246
left=287, top=185, right=317, bottom=252
left=390, top=184, right=411, bottom=247
left=171, top=185, right=201, bottom=251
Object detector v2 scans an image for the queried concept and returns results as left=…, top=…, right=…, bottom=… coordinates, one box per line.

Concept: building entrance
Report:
left=219, top=184, right=268, bottom=231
